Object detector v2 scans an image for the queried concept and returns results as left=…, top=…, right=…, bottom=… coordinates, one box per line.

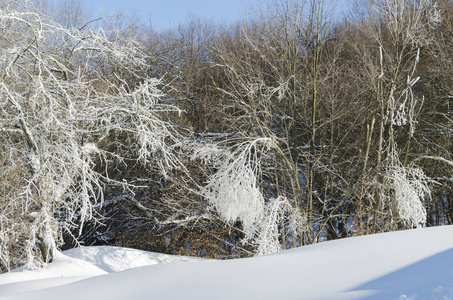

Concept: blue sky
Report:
left=76, top=0, right=349, bottom=32
left=80, top=0, right=261, bottom=31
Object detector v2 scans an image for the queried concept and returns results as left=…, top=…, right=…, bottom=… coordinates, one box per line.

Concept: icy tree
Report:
left=197, top=139, right=268, bottom=237
left=0, top=1, right=182, bottom=270
left=254, top=196, right=306, bottom=255
left=365, top=0, right=442, bottom=230
left=194, top=138, right=306, bottom=255
left=381, top=149, right=431, bottom=228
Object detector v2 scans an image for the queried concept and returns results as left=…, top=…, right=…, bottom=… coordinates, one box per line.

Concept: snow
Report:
left=1, top=226, right=453, bottom=299
left=61, top=246, right=204, bottom=273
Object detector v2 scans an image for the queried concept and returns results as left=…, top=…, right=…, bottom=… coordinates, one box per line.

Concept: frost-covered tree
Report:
left=0, top=1, right=182, bottom=270
left=193, top=138, right=306, bottom=255
left=204, top=0, right=346, bottom=247
left=355, top=0, right=443, bottom=231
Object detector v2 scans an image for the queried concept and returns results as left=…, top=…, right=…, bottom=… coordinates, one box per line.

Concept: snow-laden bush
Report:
left=391, top=166, right=430, bottom=228
left=194, top=138, right=306, bottom=255
left=382, top=151, right=431, bottom=228
left=196, top=139, right=269, bottom=236
left=254, top=196, right=305, bottom=255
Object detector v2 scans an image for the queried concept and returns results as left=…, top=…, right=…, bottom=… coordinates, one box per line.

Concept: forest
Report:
left=0, top=0, right=452, bottom=272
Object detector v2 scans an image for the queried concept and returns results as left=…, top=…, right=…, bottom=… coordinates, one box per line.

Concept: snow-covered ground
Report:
left=1, top=225, right=453, bottom=299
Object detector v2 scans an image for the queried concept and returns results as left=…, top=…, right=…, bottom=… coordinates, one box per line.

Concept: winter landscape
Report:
left=1, top=0, right=453, bottom=299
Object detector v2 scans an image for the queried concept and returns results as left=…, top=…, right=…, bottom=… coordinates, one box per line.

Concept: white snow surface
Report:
left=1, top=226, right=453, bottom=299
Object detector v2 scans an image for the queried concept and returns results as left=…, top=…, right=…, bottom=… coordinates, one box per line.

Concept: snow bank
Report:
left=0, top=251, right=107, bottom=296
left=1, top=226, right=453, bottom=299
left=63, top=246, right=203, bottom=273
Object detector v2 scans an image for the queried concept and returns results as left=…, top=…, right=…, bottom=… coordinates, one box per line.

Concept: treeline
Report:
left=1, top=0, right=452, bottom=271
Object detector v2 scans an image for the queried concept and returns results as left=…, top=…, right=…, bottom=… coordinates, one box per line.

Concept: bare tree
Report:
left=348, top=0, right=445, bottom=232
left=194, top=0, right=343, bottom=253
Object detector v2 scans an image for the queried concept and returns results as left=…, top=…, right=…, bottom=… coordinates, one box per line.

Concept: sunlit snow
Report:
left=1, top=226, right=453, bottom=299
